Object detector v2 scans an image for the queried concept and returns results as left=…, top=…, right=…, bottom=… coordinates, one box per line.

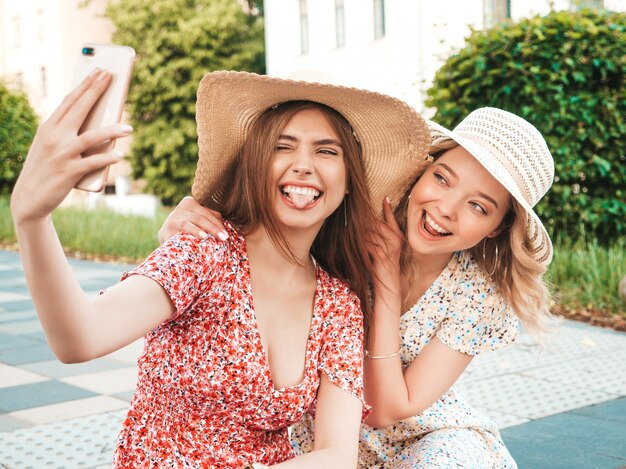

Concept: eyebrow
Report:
left=437, top=162, right=499, bottom=209
left=278, top=134, right=343, bottom=148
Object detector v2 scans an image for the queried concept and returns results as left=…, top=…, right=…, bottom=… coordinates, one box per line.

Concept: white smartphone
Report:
left=71, top=43, right=135, bottom=192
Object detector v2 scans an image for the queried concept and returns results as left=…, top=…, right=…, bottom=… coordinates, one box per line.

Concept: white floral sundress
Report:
left=292, top=250, right=519, bottom=468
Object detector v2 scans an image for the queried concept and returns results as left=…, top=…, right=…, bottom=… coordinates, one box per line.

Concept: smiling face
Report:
left=271, top=107, right=348, bottom=234
left=405, top=145, right=511, bottom=264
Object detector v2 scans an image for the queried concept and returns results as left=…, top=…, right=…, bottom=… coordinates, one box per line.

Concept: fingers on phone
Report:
left=48, top=68, right=104, bottom=126
left=65, top=70, right=113, bottom=130
left=78, top=149, right=124, bottom=173
left=74, top=124, right=132, bottom=154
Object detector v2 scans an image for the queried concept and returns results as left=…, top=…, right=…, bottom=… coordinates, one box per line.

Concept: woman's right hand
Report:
left=11, top=69, right=132, bottom=225
left=158, top=196, right=227, bottom=244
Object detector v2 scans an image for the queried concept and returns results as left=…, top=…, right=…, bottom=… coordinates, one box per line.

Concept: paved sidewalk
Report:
left=0, top=249, right=625, bottom=468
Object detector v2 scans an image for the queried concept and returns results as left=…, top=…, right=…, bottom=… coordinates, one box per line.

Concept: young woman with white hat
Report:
left=10, top=70, right=430, bottom=468
left=163, top=107, right=556, bottom=467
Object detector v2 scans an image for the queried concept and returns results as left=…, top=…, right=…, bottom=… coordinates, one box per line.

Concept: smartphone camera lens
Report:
left=82, top=47, right=95, bottom=56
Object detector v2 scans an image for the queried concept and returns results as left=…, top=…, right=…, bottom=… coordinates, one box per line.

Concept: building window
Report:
left=41, top=66, right=47, bottom=98
left=335, top=0, right=345, bottom=47
left=571, top=0, right=604, bottom=9
left=483, top=0, right=511, bottom=28
left=12, top=17, right=21, bottom=48
left=373, top=0, right=385, bottom=39
left=37, top=9, right=44, bottom=42
left=299, top=0, right=309, bottom=54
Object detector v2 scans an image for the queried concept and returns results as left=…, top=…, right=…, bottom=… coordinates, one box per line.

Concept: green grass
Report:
left=0, top=197, right=169, bottom=261
left=548, top=236, right=626, bottom=316
left=0, top=197, right=624, bottom=317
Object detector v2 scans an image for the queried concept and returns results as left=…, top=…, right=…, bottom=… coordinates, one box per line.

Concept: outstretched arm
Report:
left=364, top=199, right=472, bottom=428
left=11, top=70, right=174, bottom=363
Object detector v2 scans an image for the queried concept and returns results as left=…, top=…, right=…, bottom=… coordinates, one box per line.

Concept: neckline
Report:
left=401, top=251, right=461, bottom=321
left=240, top=234, right=322, bottom=393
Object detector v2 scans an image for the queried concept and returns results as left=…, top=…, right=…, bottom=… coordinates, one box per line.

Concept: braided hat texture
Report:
left=429, top=107, right=555, bottom=265
left=192, top=71, right=431, bottom=217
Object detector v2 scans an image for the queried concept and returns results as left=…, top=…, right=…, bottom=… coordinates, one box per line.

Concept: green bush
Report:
left=0, top=82, right=38, bottom=196
left=426, top=9, right=626, bottom=243
left=105, top=0, right=265, bottom=204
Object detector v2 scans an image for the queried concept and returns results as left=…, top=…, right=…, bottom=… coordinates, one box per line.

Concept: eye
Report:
left=275, top=143, right=291, bottom=151
left=317, top=148, right=339, bottom=156
left=470, top=202, right=487, bottom=215
left=433, top=172, right=447, bottom=185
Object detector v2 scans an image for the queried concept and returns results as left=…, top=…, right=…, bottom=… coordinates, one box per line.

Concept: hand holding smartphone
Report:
left=72, top=43, right=135, bottom=192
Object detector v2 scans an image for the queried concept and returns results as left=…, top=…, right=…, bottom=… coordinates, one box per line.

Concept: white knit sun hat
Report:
left=429, top=107, right=554, bottom=266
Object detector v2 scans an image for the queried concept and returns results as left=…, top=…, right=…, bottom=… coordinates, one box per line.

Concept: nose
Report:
left=436, top=194, right=459, bottom=221
left=291, top=146, right=314, bottom=176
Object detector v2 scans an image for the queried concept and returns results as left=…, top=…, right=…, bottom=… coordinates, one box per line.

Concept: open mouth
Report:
left=422, top=211, right=452, bottom=237
left=280, top=185, right=322, bottom=209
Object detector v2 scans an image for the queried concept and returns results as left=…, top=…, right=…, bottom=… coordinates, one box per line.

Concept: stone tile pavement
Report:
left=0, top=249, right=625, bottom=468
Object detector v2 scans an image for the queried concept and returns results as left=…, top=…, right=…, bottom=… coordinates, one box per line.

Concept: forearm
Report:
left=274, top=376, right=360, bottom=468
left=363, top=286, right=411, bottom=428
left=272, top=448, right=357, bottom=468
left=13, top=215, right=99, bottom=362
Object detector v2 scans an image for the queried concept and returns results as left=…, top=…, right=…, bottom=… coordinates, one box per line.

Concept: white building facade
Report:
left=0, top=0, right=149, bottom=208
left=0, top=0, right=113, bottom=119
left=264, top=0, right=623, bottom=114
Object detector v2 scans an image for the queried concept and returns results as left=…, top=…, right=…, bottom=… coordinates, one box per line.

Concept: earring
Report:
left=482, top=238, right=498, bottom=277
left=344, top=198, right=348, bottom=227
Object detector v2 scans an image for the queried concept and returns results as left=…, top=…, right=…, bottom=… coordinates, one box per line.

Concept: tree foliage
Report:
left=0, top=82, right=38, bottom=196
left=106, top=0, right=265, bottom=204
left=426, top=9, right=626, bottom=243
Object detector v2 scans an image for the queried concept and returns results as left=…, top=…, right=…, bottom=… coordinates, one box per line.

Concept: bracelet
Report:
left=365, top=348, right=401, bottom=359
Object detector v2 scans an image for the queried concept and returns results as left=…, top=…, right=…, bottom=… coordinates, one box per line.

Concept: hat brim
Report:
left=428, top=120, right=553, bottom=265
left=192, top=71, right=430, bottom=217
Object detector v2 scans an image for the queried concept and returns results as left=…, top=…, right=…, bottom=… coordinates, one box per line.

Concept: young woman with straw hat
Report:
left=10, top=70, right=430, bottom=468
left=162, top=107, right=556, bottom=467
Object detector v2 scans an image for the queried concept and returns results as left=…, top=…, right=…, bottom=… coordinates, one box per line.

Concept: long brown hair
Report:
left=221, top=101, right=377, bottom=315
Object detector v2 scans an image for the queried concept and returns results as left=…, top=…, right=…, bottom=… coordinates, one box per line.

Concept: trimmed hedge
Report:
left=426, top=9, right=626, bottom=243
left=0, top=82, right=38, bottom=196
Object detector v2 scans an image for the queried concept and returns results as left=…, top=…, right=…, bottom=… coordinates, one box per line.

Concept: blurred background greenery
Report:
left=0, top=2, right=624, bottom=325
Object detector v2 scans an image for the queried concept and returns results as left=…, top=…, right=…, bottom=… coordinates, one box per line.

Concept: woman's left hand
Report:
left=11, top=69, right=132, bottom=225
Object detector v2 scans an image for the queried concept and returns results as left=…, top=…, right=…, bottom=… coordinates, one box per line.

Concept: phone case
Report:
left=72, top=43, right=135, bottom=192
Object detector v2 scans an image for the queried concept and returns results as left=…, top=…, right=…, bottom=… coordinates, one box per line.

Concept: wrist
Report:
left=10, top=209, right=52, bottom=230
left=365, top=347, right=401, bottom=359
left=10, top=195, right=50, bottom=227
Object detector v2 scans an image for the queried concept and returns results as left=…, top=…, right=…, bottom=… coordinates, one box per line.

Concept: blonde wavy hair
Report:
left=394, top=139, right=556, bottom=337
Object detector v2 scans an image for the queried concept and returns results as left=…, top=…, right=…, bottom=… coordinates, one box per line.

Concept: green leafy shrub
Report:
left=0, top=82, right=38, bottom=196
left=426, top=9, right=626, bottom=243
left=106, top=0, right=265, bottom=204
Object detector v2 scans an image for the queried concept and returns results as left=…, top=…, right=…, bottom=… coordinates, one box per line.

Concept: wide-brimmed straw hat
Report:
left=192, top=71, right=430, bottom=217
left=428, top=107, right=554, bottom=266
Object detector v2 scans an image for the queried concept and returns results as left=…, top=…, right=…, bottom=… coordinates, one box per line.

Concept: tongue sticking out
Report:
left=290, top=193, right=316, bottom=209
left=424, top=222, right=442, bottom=237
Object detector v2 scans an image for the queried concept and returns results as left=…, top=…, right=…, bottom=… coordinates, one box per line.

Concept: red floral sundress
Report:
left=112, top=222, right=367, bottom=468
